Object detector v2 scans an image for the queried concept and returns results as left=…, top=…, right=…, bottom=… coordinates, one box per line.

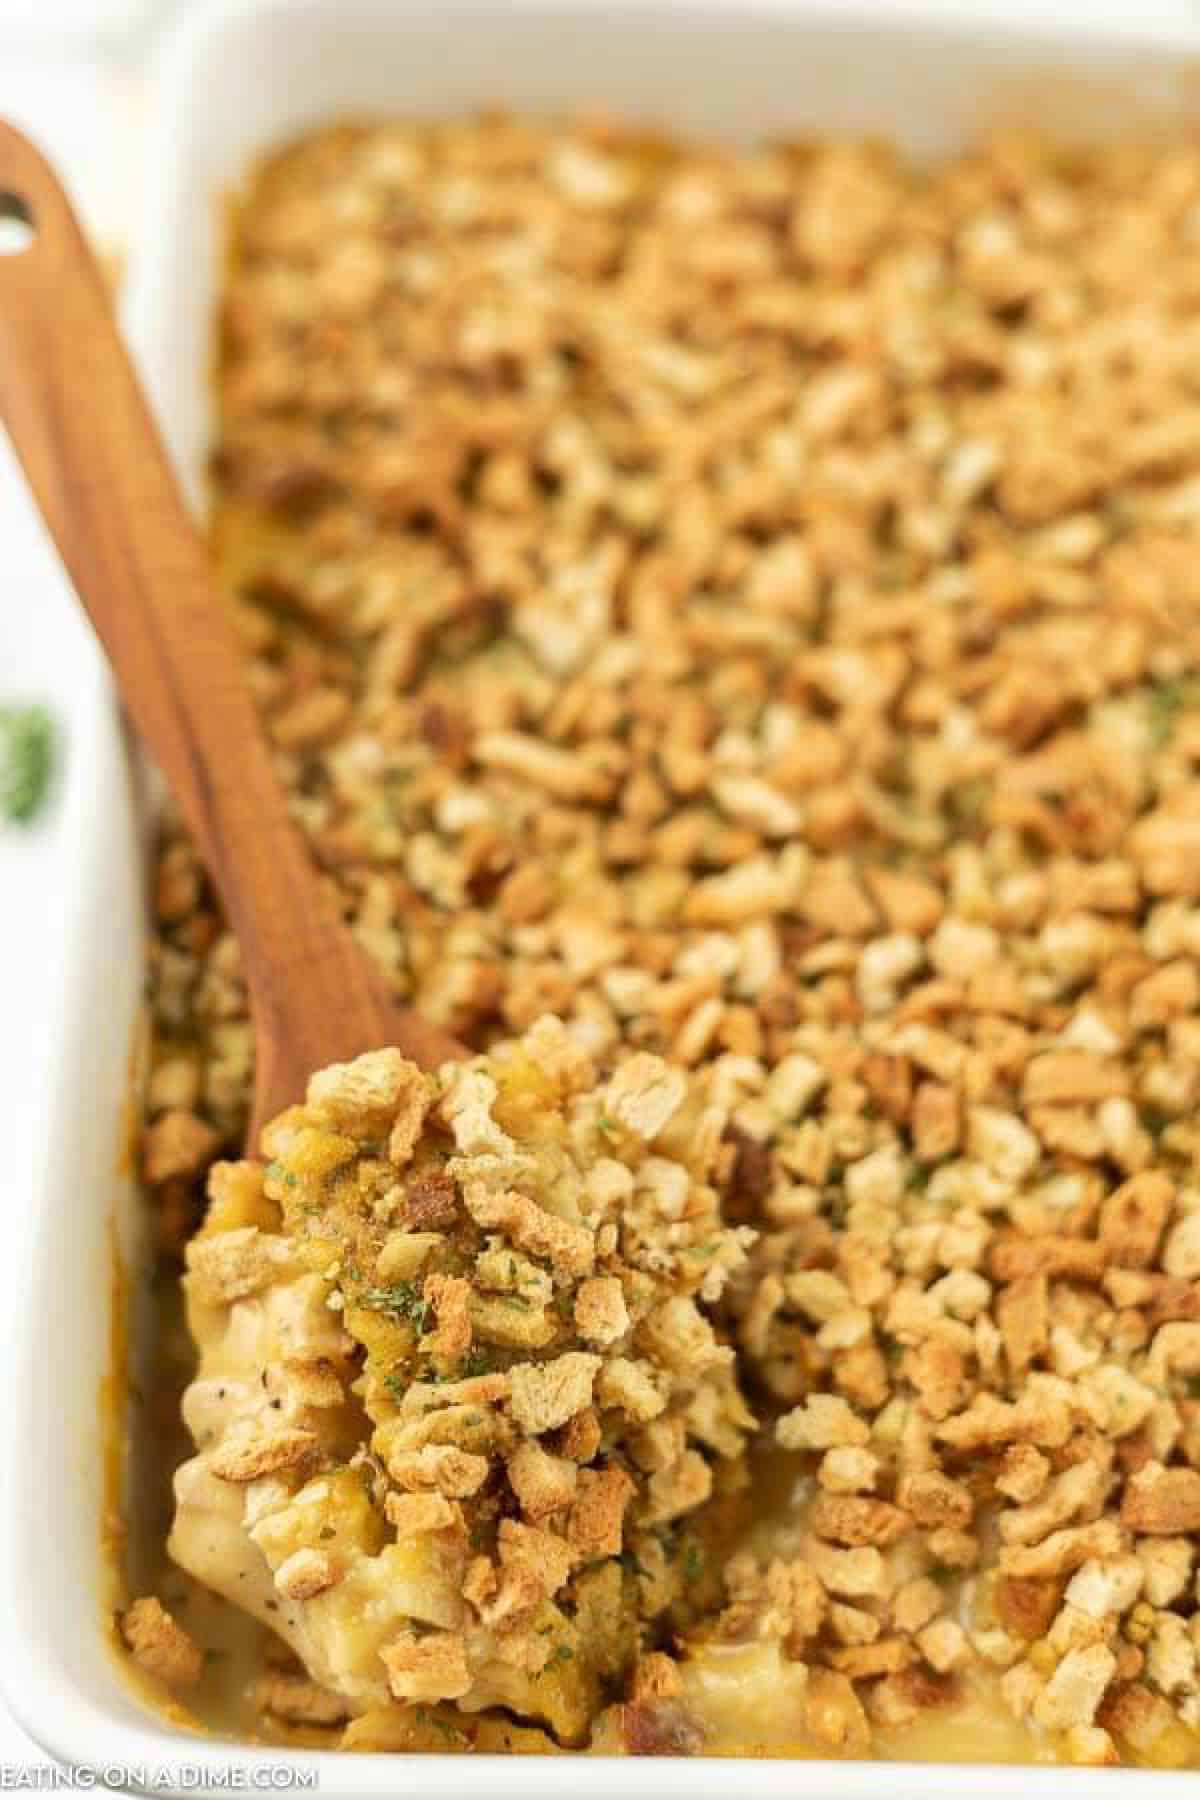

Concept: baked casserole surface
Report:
left=125, top=115, right=1200, bottom=1767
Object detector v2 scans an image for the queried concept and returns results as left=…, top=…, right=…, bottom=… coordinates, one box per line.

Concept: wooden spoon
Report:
left=0, top=122, right=463, bottom=1143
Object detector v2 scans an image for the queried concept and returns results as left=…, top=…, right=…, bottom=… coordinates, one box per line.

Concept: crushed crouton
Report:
left=777, top=1395, right=870, bottom=1452
left=387, top=1444, right=490, bottom=1498
left=568, top=1467, right=635, bottom=1558
left=274, top=1547, right=340, bottom=1601
left=603, top=1055, right=687, bottom=1141
left=306, top=1048, right=413, bottom=1125
left=388, top=1067, right=436, bottom=1167
left=120, top=1597, right=202, bottom=1690
left=210, top=1425, right=318, bottom=1483
left=185, top=1225, right=291, bottom=1304
left=507, top=1440, right=578, bottom=1519
left=255, top=1672, right=351, bottom=1727
left=508, top=1353, right=602, bottom=1437
left=463, top=1185, right=595, bottom=1279
left=142, top=1110, right=221, bottom=1185
left=383, top=1491, right=462, bottom=1536
left=1121, top=1463, right=1200, bottom=1535
left=1033, top=1646, right=1119, bottom=1732
left=574, top=1276, right=630, bottom=1346
left=380, top=1630, right=471, bottom=1702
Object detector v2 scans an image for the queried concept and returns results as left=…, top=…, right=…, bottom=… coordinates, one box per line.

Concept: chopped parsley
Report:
left=0, top=703, right=55, bottom=825
left=1147, top=677, right=1198, bottom=747
left=1140, top=1107, right=1173, bottom=1142
left=360, top=1280, right=431, bottom=1333
left=826, top=1191, right=850, bottom=1230
left=413, top=1706, right=465, bottom=1744
left=265, top=1160, right=298, bottom=1188
left=955, top=778, right=988, bottom=820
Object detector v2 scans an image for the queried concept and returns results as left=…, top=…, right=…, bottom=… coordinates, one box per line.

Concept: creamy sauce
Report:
left=117, top=1288, right=1046, bottom=1764
left=683, top=1447, right=1047, bottom=1763
left=118, top=1268, right=316, bottom=1746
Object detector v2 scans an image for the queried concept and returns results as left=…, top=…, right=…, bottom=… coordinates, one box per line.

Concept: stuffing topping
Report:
left=142, top=112, right=1200, bottom=1766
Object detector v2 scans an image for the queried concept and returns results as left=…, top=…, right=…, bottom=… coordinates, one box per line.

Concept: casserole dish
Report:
left=8, top=0, right=1200, bottom=1792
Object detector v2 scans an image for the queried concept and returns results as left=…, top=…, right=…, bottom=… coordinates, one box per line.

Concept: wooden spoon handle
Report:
left=0, top=127, right=286, bottom=882
left=0, top=123, right=458, bottom=1122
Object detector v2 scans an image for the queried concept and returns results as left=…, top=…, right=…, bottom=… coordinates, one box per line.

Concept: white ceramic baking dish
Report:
left=9, top=0, right=1200, bottom=1793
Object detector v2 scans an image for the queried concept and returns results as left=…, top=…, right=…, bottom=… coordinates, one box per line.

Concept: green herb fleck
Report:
left=414, top=1706, right=465, bottom=1744
left=1147, top=678, right=1198, bottom=748
left=360, top=1280, right=431, bottom=1333
left=953, top=779, right=989, bottom=826
left=0, top=703, right=55, bottom=825
left=265, top=1160, right=298, bottom=1189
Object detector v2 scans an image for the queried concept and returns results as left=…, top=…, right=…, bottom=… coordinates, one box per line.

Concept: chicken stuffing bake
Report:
left=119, top=114, right=1200, bottom=1768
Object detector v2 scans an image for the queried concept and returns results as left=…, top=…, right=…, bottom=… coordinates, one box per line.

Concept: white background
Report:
left=2, top=0, right=1200, bottom=1776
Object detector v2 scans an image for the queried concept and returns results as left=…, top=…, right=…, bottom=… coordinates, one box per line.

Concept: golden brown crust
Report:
left=143, top=113, right=1200, bottom=1765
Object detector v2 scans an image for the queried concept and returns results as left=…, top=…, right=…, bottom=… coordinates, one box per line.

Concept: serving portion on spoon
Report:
left=0, top=121, right=462, bottom=1138
left=169, top=1018, right=755, bottom=1745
